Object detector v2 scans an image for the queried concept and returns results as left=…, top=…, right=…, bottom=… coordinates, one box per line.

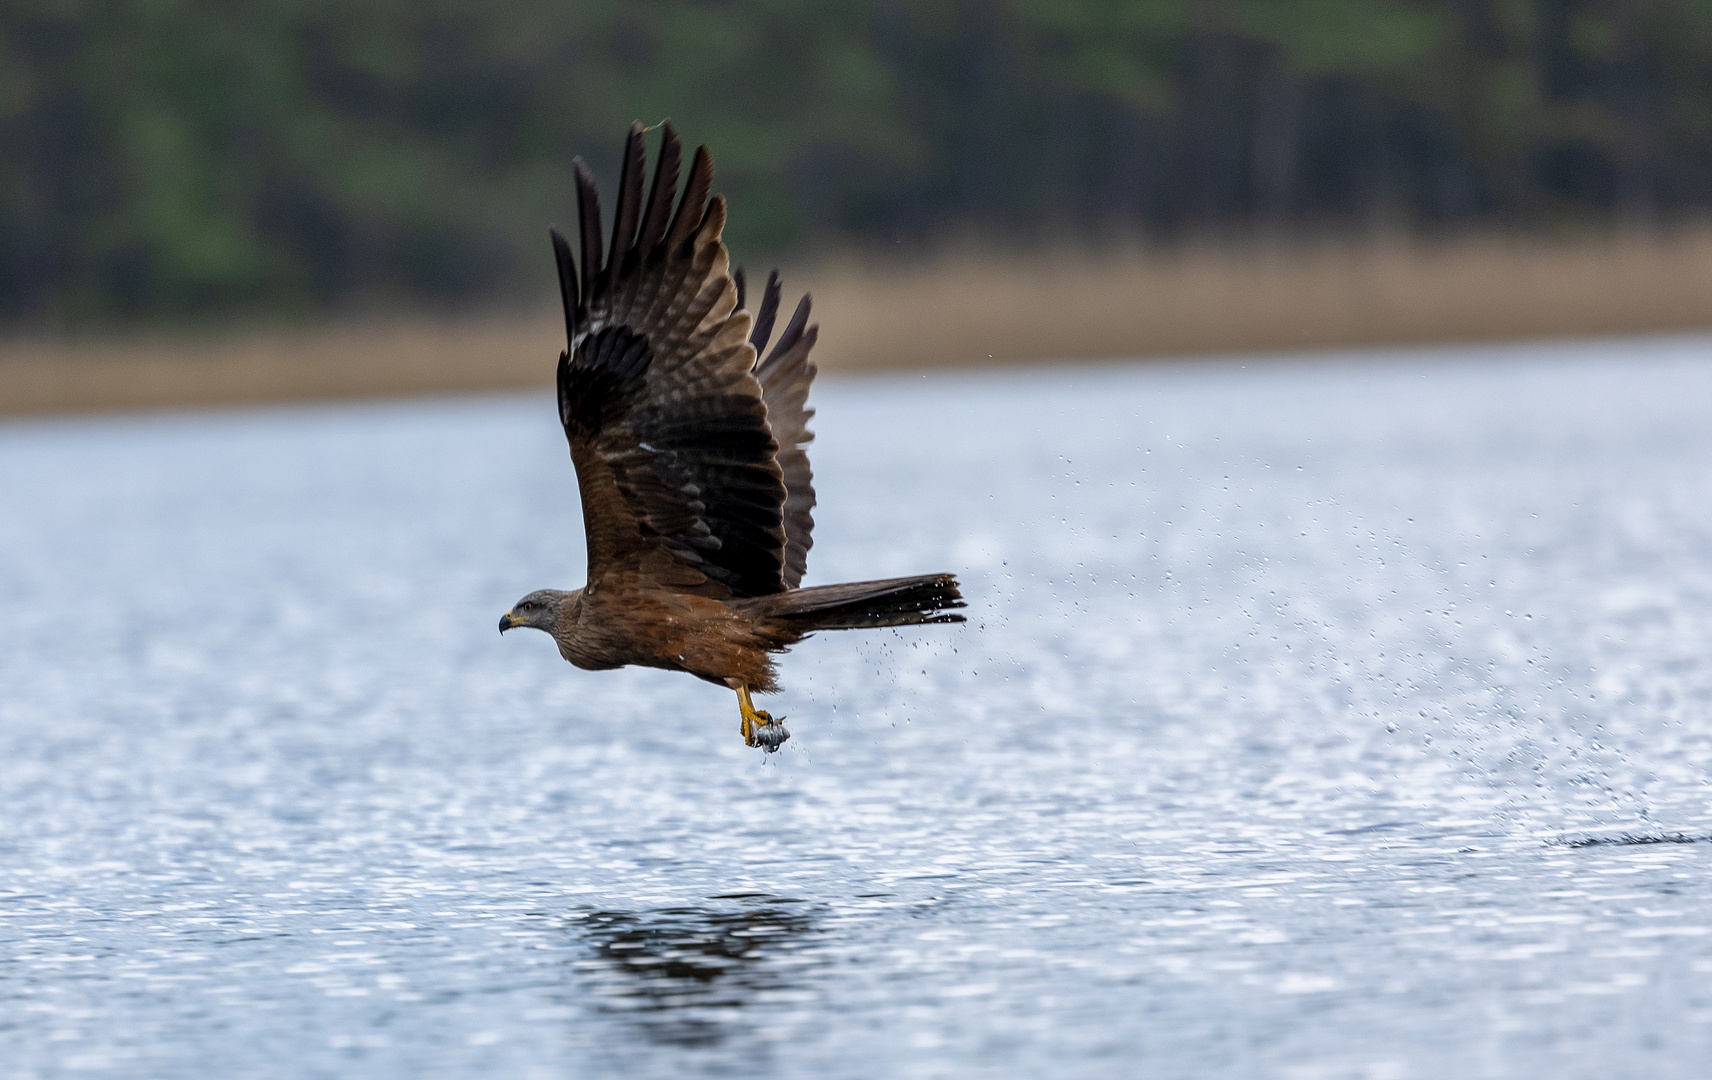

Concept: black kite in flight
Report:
left=499, top=122, right=964, bottom=752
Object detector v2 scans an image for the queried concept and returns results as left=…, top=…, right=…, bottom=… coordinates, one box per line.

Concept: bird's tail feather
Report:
left=747, top=573, right=965, bottom=631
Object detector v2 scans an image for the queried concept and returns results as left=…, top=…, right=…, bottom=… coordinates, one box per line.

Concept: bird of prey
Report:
left=499, top=122, right=964, bottom=752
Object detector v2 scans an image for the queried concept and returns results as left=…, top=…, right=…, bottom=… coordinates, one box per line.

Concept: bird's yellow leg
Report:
left=734, top=684, right=766, bottom=746
left=732, top=684, right=787, bottom=749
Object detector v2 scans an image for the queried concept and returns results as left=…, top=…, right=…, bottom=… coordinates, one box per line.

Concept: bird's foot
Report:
left=734, top=684, right=790, bottom=753
left=740, top=708, right=790, bottom=753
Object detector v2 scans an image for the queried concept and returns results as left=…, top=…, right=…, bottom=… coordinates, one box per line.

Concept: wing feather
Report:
left=748, top=270, right=782, bottom=356
left=607, top=122, right=646, bottom=277
left=734, top=267, right=818, bottom=588
left=573, top=159, right=603, bottom=304
left=666, top=146, right=713, bottom=256
left=633, top=122, right=680, bottom=265
left=550, top=228, right=578, bottom=343
left=754, top=289, right=818, bottom=588
left=555, top=125, right=789, bottom=598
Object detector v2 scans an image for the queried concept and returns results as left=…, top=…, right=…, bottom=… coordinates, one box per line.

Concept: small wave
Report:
left=1549, top=832, right=1712, bottom=848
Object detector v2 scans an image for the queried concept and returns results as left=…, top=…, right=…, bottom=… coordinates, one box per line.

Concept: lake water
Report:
left=3, top=339, right=1712, bottom=1079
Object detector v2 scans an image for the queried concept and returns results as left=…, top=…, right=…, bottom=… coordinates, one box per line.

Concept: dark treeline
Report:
left=6, top=0, right=1712, bottom=325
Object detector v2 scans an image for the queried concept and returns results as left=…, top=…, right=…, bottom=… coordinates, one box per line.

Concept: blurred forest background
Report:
left=9, top=0, right=1712, bottom=324
left=7, top=0, right=1712, bottom=412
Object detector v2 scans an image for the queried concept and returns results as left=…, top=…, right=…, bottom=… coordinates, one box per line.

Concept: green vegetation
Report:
left=5, top=0, right=1712, bottom=325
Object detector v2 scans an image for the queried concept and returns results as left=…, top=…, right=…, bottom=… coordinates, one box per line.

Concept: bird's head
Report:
left=498, top=589, right=572, bottom=635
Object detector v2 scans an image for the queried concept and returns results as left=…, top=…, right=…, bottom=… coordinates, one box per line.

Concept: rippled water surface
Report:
left=4, top=341, right=1712, bottom=1078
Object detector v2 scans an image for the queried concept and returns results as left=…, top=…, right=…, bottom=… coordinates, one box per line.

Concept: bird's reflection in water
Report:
left=569, top=896, right=825, bottom=1048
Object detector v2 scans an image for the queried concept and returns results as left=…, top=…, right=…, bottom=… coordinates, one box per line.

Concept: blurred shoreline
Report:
left=6, top=227, right=1712, bottom=419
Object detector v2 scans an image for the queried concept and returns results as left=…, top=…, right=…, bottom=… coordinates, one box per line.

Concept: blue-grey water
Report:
left=3, top=340, right=1712, bottom=1079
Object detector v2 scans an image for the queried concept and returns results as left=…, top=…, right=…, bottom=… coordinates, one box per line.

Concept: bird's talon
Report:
left=734, top=684, right=788, bottom=751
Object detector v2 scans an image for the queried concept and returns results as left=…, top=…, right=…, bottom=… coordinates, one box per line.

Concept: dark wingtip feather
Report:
left=636, top=121, right=681, bottom=258
left=750, top=270, right=782, bottom=358
left=666, top=145, right=714, bottom=255
left=549, top=227, right=578, bottom=345
left=573, top=157, right=603, bottom=303
left=733, top=266, right=747, bottom=312
left=765, top=292, right=813, bottom=365
left=608, top=121, right=647, bottom=275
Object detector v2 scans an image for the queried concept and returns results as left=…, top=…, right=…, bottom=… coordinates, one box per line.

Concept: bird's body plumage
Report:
left=501, top=122, right=963, bottom=749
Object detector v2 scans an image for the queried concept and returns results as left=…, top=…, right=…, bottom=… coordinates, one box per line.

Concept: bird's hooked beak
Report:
left=498, top=611, right=517, bottom=634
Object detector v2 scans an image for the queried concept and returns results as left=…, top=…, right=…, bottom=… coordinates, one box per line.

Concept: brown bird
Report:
left=499, top=122, right=964, bottom=752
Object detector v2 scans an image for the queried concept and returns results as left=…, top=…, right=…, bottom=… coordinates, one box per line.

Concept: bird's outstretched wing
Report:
left=735, top=268, right=818, bottom=589
left=554, top=122, right=790, bottom=599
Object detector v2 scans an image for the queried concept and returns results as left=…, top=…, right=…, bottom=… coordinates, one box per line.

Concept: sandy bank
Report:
left=5, top=228, right=1712, bottom=417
